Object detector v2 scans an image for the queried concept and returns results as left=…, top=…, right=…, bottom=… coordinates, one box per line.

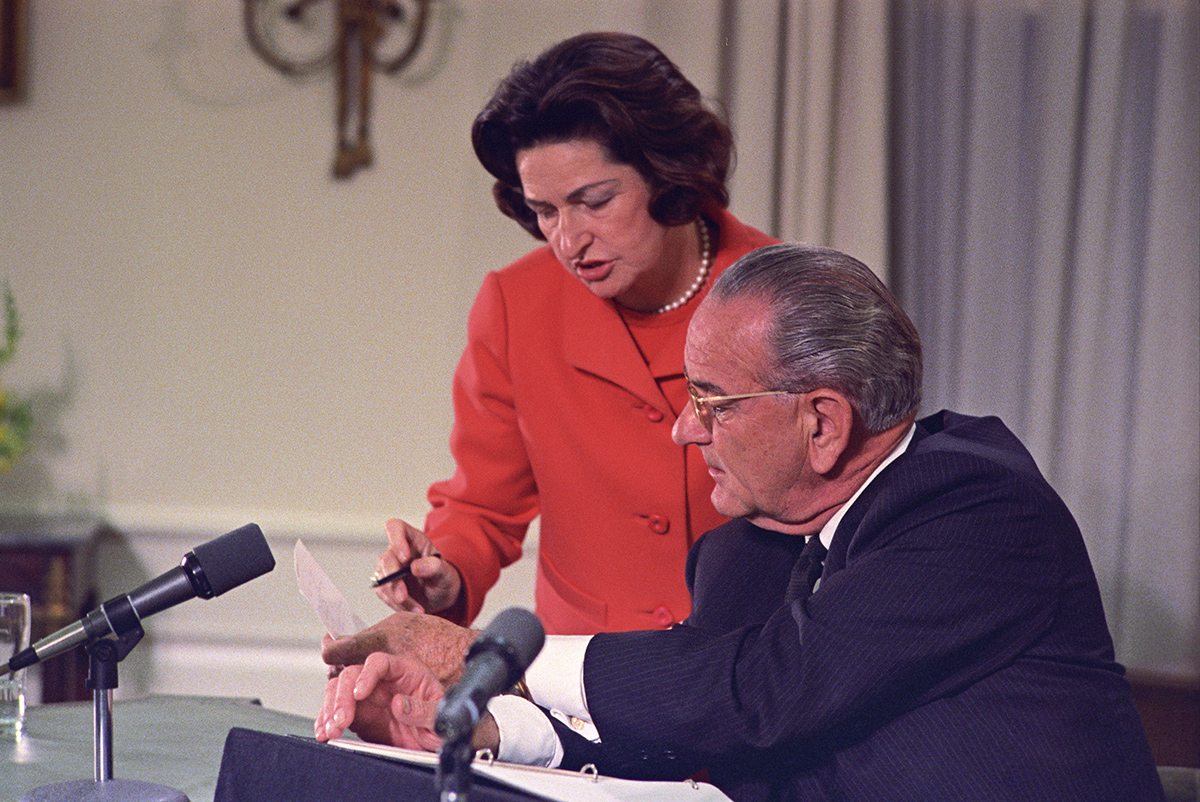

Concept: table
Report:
left=4, top=697, right=583, bottom=802
left=1, top=696, right=314, bottom=802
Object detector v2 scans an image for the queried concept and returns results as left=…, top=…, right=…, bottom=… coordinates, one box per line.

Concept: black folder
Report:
left=214, top=728, right=536, bottom=802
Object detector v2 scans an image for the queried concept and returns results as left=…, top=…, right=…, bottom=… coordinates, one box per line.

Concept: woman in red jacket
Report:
left=373, top=32, right=776, bottom=635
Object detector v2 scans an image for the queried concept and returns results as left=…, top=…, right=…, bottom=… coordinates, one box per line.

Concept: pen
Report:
left=370, top=566, right=411, bottom=588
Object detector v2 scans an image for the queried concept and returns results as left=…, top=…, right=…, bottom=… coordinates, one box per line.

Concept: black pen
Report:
left=370, top=566, right=411, bottom=588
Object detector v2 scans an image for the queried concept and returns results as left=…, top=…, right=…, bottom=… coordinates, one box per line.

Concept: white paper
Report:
left=328, top=738, right=734, bottom=802
left=294, top=540, right=366, bottom=637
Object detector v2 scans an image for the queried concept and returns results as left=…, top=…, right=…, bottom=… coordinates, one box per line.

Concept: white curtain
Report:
left=714, top=0, right=891, bottom=277
left=890, top=0, right=1199, bottom=677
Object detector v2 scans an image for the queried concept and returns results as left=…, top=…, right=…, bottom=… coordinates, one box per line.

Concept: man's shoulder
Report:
left=845, top=410, right=1072, bottom=543
left=824, top=411, right=1082, bottom=580
left=910, top=410, right=1046, bottom=483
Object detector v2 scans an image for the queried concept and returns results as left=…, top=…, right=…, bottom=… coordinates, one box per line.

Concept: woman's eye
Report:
left=584, top=195, right=613, bottom=211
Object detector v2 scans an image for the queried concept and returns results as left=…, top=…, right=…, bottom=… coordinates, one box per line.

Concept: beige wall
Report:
left=1, top=1, right=712, bottom=524
left=0, top=0, right=789, bottom=717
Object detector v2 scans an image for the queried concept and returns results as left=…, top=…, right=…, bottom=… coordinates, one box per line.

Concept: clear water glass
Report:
left=1, top=591, right=32, bottom=737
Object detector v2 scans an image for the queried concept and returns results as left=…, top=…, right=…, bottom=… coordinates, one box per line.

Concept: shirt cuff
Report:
left=487, top=694, right=563, bottom=768
left=524, top=634, right=592, bottom=721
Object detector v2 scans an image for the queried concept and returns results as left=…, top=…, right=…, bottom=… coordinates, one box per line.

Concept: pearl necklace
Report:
left=654, top=219, right=712, bottom=314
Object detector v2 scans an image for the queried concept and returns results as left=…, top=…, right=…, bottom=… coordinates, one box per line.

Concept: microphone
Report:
left=435, top=607, right=545, bottom=743
left=7, top=522, right=275, bottom=672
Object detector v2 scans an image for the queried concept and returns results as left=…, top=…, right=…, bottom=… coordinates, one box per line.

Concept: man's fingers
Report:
left=401, top=521, right=434, bottom=551
left=316, top=664, right=364, bottom=741
left=332, top=665, right=364, bottom=726
left=315, top=677, right=337, bottom=740
left=321, top=634, right=344, bottom=679
left=353, top=652, right=403, bottom=699
left=323, top=630, right=386, bottom=667
left=392, top=693, right=439, bottom=727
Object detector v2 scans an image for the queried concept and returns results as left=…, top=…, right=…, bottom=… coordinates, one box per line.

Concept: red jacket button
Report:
left=644, top=407, right=664, bottom=422
left=648, top=514, right=670, bottom=534
left=653, top=606, right=675, bottom=627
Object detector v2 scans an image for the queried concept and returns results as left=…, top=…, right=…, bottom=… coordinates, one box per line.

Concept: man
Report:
left=318, top=243, right=1164, bottom=801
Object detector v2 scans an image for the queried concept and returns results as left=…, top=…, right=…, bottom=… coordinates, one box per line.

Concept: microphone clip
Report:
left=86, top=620, right=144, bottom=694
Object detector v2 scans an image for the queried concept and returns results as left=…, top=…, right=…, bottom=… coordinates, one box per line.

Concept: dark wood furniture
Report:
left=0, top=513, right=100, bottom=703
left=1128, top=668, right=1200, bottom=769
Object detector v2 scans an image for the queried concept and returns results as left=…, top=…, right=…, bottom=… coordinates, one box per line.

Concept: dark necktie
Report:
left=787, top=535, right=828, bottom=602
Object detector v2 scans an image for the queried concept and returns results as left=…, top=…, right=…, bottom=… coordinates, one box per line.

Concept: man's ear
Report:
left=805, top=390, right=854, bottom=475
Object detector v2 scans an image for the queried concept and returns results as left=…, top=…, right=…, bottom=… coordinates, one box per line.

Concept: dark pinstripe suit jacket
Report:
left=553, top=411, right=1164, bottom=801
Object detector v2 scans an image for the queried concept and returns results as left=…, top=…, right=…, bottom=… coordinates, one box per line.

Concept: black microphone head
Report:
left=436, top=607, right=545, bottom=742
left=188, top=523, right=275, bottom=597
left=474, top=607, right=545, bottom=674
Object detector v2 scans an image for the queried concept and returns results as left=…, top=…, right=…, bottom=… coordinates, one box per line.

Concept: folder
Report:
left=215, top=727, right=733, bottom=802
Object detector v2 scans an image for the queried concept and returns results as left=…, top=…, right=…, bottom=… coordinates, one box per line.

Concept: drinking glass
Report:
left=1, top=591, right=32, bottom=738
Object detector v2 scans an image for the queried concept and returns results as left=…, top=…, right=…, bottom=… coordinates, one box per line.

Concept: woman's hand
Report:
left=315, top=650, right=445, bottom=751
left=374, top=518, right=463, bottom=614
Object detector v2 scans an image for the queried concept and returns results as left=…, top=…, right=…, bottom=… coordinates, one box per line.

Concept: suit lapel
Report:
left=560, top=274, right=672, bottom=408
left=555, top=207, right=762, bottom=409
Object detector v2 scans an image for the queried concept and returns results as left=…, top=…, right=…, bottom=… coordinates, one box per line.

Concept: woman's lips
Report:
left=574, top=259, right=614, bottom=282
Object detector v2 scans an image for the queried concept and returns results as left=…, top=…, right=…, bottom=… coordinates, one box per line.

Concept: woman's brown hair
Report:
left=471, top=32, right=733, bottom=239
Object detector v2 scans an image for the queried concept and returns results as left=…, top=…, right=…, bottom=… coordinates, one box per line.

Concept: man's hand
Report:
left=322, top=610, right=478, bottom=687
left=315, top=651, right=444, bottom=750
left=374, top=519, right=464, bottom=614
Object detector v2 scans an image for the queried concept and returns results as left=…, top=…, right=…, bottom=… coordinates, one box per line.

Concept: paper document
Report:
left=294, top=539, right=366, bottom=637
left=328, top=738, right=734, bottom=802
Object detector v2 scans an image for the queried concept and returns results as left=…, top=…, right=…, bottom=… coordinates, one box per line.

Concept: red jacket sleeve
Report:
left=425, top=270, right=538, bottom=624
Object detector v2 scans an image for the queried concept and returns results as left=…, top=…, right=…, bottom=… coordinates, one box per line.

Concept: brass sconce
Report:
left=244, top=0, right=432, bottom=179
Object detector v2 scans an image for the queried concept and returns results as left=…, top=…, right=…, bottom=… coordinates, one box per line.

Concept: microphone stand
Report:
left=22, top=599, right=189, bottom=802
left=436, top=736, right=474, bottom=802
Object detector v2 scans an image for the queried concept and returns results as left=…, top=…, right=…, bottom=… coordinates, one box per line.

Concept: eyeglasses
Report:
left=685, top=379, right=799, bottom=432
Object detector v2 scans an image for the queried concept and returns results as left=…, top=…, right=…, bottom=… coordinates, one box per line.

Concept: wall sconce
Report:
left=244, top=0, right=432, bottom=179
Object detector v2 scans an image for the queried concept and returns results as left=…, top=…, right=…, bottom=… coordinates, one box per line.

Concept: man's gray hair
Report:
left=710, top=243, right=922, bottom=433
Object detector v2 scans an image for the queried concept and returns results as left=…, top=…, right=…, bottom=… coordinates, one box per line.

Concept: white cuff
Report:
left=487, top=694, right=563, bottom=768
left=525, top=634, right=592, bottom=721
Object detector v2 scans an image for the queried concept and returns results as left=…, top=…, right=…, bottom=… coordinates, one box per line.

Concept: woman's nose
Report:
left=554, top=209, right=590, bottom=259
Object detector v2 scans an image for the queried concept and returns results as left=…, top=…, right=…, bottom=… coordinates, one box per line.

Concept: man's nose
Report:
left=672, top=401, right=709, bottom=446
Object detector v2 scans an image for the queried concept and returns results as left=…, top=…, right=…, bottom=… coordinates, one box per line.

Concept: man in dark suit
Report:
left=318, top=243, right=1164, bottom=801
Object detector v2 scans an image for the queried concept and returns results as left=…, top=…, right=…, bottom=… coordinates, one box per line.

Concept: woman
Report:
left=374, top=32, right=777, bottom=635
